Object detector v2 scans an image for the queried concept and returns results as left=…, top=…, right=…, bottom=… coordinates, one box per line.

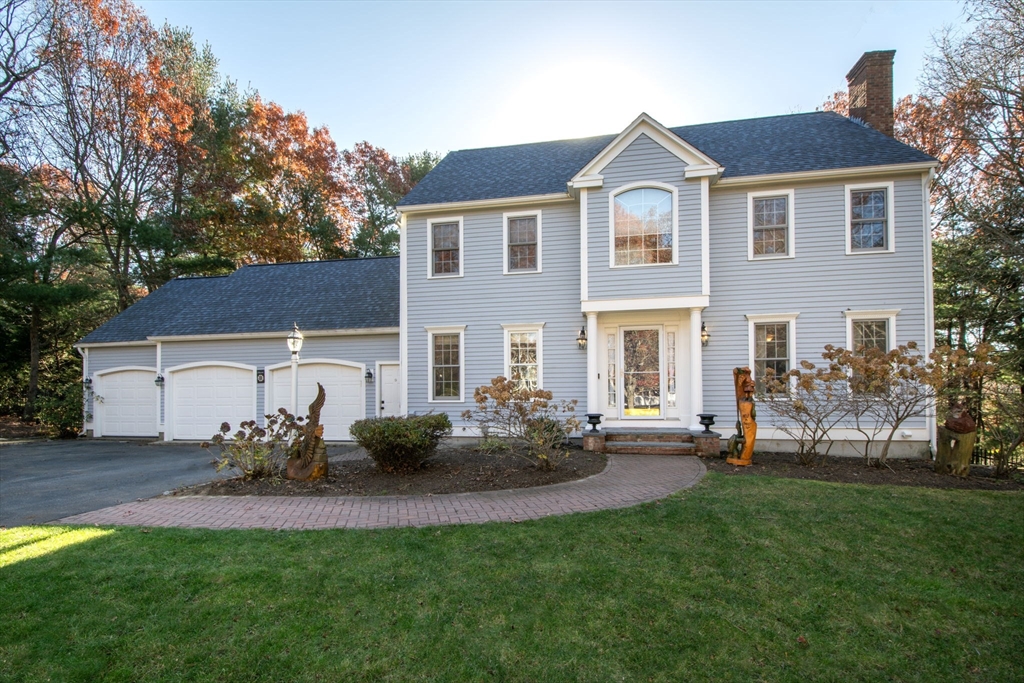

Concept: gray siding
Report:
left=84, top=345, right=157, bottom=423
left=587, top=133, right=703, bottom=299
left=702, top=174, right=930, bottom=429
left=406, top=202, right=587, bottom=426
left=160, top=334, right=398, bottom=426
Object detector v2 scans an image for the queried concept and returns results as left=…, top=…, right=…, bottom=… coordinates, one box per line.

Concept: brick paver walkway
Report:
left=58, top=454, right=705, bottom=530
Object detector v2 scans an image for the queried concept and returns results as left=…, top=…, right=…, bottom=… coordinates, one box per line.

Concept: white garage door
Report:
left=269, top=363, right=364, bottom=441
left=172, top=365, right=254, bottom=441
left=98, top=369, right=157, bottom=437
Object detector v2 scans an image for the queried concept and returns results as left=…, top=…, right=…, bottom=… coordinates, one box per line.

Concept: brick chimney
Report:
left=845, top=50, right=896, bottom=137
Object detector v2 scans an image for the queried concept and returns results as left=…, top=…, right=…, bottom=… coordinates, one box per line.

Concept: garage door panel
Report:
left=99, top=370, right=158, bottom=437
left=270, top=363, right=364, bottom=441
left=172, top=366, right=254, bottom=441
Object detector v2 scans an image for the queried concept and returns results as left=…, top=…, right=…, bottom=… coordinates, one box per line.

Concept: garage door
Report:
left=171, top=365, right=254, bottom=441
left=269, top=363, right=364, bottom=441
left=98, top=369, right=158, bottom=437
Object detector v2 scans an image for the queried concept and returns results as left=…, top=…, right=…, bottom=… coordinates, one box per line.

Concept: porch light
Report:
left=365, top=368, right=374, bottom=383
left=286, top=323, right=304, bottom=356
left=700, top=322, right=710, bottom=347
left=154, top=374, right=164, bottom=386
left=83, top=377, right=92, bottom=388
left=576, top=326, right=587, bottom=350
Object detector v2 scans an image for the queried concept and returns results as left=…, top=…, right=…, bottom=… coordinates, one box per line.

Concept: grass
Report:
left=1, top=474, right=1022, bottom=682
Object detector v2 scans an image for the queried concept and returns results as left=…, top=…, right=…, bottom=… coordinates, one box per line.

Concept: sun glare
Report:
left=0, top=527, right=114, bottom=568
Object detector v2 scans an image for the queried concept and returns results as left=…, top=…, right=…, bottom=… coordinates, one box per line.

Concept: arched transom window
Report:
left=612, top=187, right=674, bottom=266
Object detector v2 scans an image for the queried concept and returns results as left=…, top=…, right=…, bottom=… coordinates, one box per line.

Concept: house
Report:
left=78, top=51, right=938, bottom=455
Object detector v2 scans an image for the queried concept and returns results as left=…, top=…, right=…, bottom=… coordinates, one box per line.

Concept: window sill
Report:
left=427, top=273, right=465, bottom=280
left=748, top=254, right=795, bottom=262
left=609, top=261, right=678, bottom=270
left=428, top=398, right=464, bottom=404
left=846, top=247, right=895, bottom=256
left=502, top=269, right=542, bottom=276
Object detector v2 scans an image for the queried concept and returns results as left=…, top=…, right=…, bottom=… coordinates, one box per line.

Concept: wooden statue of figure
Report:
left=935, top=402, right=976, bottom=477
left=286, top=382, right=329, bottom=481
left=726, top=367, right=756, bottom=466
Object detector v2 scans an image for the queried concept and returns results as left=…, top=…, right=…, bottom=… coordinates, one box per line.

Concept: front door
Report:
left=621, top=327, right=662, bottom=418
left=378, top=363, right=401, bottom=416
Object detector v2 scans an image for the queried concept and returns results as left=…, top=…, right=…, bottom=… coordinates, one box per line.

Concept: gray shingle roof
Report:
left=398, top=112, right=936, bottom=207
left=78, top=257, right=399, bottom=344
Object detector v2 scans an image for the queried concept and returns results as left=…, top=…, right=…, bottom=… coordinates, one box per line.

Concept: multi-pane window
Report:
left=431, top=221, right=460, bottom=276
left=431, top=333, right=460, bottom=400
left=850, top=188, right=888, bottom=250
left=613, top=187, right=674, bottom=266
left=752, top=196, right=789, bottom=257
left=507, top=215, right=538, bottom=272
left=853, top=320, right=888, bottom=353
left=508, top=331, right=539, bottom=390
left=755, top=322, right=789, bottom=392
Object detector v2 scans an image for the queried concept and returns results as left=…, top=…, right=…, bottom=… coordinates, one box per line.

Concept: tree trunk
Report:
left=935, top=425, right=975, bottom=477
left=23, top=305, right=41, bottom=420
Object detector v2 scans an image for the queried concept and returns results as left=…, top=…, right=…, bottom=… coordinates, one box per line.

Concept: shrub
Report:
left=349, top=413, right=452, bottom=474
left=35, top=381, right=83, bottom=438
left=462, top=376, right=580, bottom=471
left=202, top=410, right=302, bottom=480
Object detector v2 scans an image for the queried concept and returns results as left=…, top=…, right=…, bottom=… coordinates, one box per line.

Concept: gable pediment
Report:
left=569, top=113, right=723, bottom=189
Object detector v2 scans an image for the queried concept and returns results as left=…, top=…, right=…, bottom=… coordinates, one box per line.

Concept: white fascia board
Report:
left=582, top=295, right=710, bottom=313
left=714, top=161, right=939, bottom=188
left=684, top=164, right=723, bottom=179
left=147, top=328, right=399, bottom=342
left=568, top=175, right=604, bottom=189
left=571, top=112, right=723, bottom=182
left=396, top=193, right=572, bottom=216
left=74, top=340, right=157, bottom=349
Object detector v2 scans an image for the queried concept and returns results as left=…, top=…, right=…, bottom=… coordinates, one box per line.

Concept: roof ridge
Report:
left=240, top=255, right=399, bottom=268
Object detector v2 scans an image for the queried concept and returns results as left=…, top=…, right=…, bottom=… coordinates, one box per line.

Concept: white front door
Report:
left=620, top=327, right=663, bottom=418
left=378, top=363, right=401, bottom=416
left=97, top=369, right=158, bottom=437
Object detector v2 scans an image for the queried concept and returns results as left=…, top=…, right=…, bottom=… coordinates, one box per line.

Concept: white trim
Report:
left=689, top=308, right=704, bottom=429
left=844, top=309, right=900, bottom=351
left=747, top=188, right=796, bottom=261
left=78, top=347, right=90, bottom=430
left=571, top=174, right=604, bottom=189
left=745, top=313, right=800, bottom=387
left=146, top=328, right=398, bottom=342
left=582, top=295, right=709, bottom=314
left=571, top=112, right=722, bottom=181
left=263, top=358, right=366, bottom=373
left=400, top=213, right=409, bottom=416
left=397, top=192, right=571, bottom=216
left=74, top=340, right=156, bottom=349
left=264, top=358, right=367, bottom=425
left=608, top=181, right=679, bottom=269
left=585, top=312, right=598, bottom=416
left=501, top=323, right=545, bottom=389
left=845, top=181, right=896, bottom=255
left=700, top=176, right=710, bottom=295
left=579, top=188, right=588, bottom=302
left=164, top=361, right=258, bottom=441
left=714, top=161, right=938, bottom=188
left=922, top=170, right=937, bottom=451
left=376, top=361, right=401, bottom=416
left=427, top=216, right=464, bottom=279
left=684, top=164, right=721, bottom=179
left=502, top=210, right=542, bottom=275
left=93, top=366, right=159, bottom=438
left=155, top=341, right=163, bottom=429
left=425, top=325, right=466, bottom=403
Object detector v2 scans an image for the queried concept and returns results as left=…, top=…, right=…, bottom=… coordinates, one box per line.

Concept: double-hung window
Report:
left=748, top=189, right=794, bottom=259
left=428, top=217, right=463, bottom=278
left=844, top=309, right=898, bottom=353
left=502, top=323, right=543, bottom=391
left=746, top=313, right=799, bottom=393
left=610, top=183, right=678, bottom=267
left=426, top=326, right=465, bottom=402
left=503, top=211, right=541, bottom=274
left=846, top=182, right=894, bottom=254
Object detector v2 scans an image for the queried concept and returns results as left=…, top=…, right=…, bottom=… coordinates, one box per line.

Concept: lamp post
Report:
left=286, top=323, right=304, bottom=416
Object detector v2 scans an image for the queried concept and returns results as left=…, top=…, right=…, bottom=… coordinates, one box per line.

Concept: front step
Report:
left=605, top=429, right=694, bottom=444
left=604, top=441, right=696, bottom=456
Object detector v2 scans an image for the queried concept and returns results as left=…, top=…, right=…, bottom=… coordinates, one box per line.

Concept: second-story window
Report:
left=429, top=218, right=462, bottom=277
left=504, top=211, right=541, bottom=273
left=846, top=182, right=894, bottom=254
left=748, top=189, right=794, bottom=259
left=612, top=186, right=675, bottom=266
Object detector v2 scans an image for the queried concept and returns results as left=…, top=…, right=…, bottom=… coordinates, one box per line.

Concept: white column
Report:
left=585, top=312, right=599, bottom=419
left=290, top=355, right=298, bottom=417
left=689, top=307, right=704, bottom=430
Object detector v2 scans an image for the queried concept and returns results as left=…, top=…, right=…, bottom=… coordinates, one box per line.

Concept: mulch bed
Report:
left=0, top=415, right=47, bottom=440
left=177, top=446, right=608, bottom=497
left=702, top=451, right=1024, bottom=491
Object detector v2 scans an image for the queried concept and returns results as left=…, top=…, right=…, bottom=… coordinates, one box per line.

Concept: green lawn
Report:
left=2, top=474, right=1021, bottom=682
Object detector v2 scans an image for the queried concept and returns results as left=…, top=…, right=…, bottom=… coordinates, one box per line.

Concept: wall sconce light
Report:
left=576, top=326, right=588, bottom=350
left=700, top=322, right=710, bottom=347
left=154, top=374, right=165, bottom=386
left=286, top=322, right=304, bottom=356
left=83, top=377, right=92, bottom=388
left=365, top=368, right=374, bottom=384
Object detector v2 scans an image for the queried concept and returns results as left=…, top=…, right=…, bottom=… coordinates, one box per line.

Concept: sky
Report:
left=136, top=0, right=966, bottom=157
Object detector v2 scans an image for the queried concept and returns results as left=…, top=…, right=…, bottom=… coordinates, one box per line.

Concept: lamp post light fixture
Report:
left=287, top=323, right=303, bottom=416
left=576, top=325, right=588, bottom=350
left=700, top=322, right=710, bottom=347
left=365, top=368, right=374, bottom=384
left=83, top=377, right=92, bottom=388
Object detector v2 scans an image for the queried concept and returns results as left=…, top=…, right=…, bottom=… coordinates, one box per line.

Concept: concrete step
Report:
left=604, top=441, right=696, bottom=456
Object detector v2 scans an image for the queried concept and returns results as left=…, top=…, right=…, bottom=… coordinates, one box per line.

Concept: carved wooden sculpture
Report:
left=286, top=382, right=329, bottom=481
left=935, top=402, right=976, bottom=477
left=726, top=367, right=756, bottom=466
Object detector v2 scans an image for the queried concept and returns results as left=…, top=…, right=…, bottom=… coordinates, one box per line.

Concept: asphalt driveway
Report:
left=0, top=439, right=228, bottom=527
